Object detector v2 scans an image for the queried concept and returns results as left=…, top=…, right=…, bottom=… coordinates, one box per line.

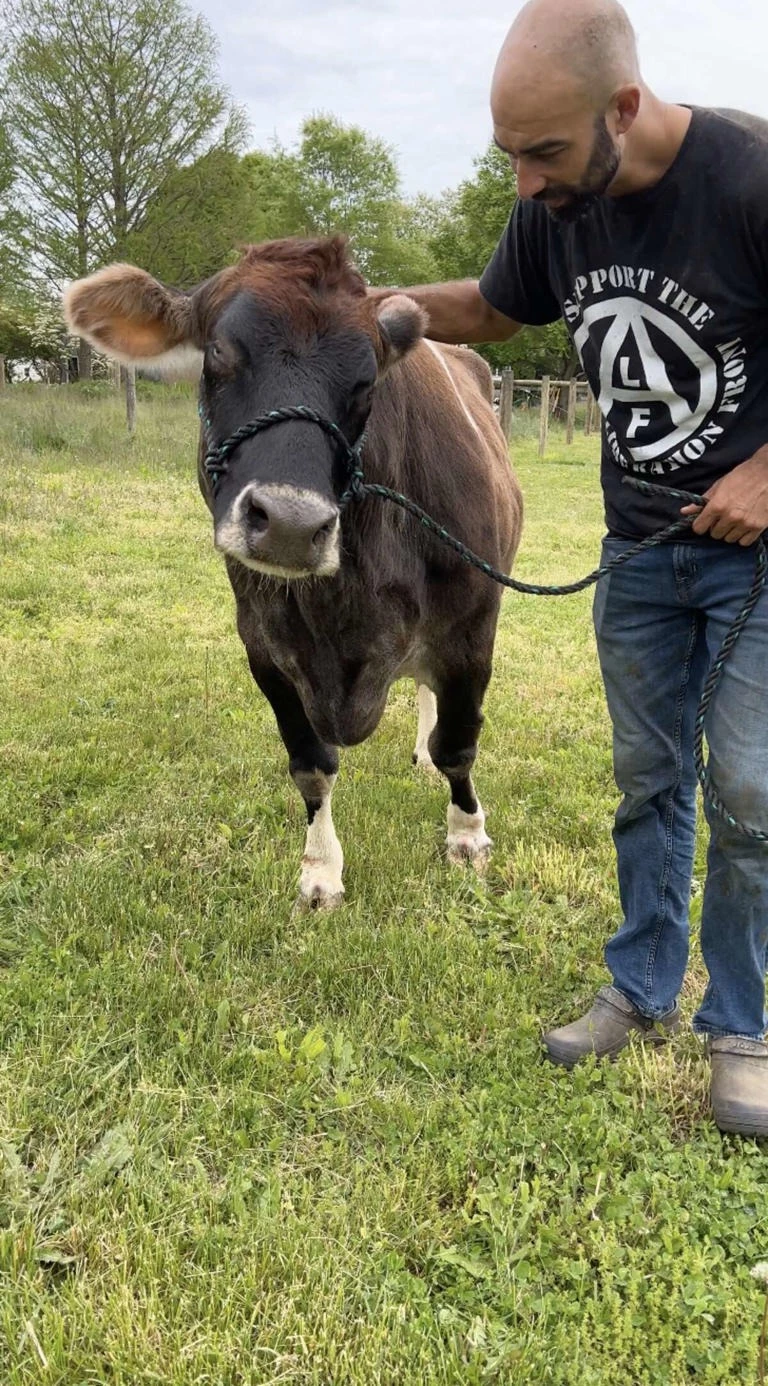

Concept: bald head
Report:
left=489, top=0, right=645, bottom=215
left=494, top=0, right=640, bottom=115
left=490, top=1, right=690, bottom=214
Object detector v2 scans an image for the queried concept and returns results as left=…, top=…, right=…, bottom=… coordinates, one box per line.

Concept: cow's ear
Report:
left=376, top=294, right=428, bottom=371
left=63, top=264, right=202, bottom=375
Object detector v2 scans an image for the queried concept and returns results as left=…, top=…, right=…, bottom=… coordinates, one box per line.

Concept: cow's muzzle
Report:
left=215, top=482, right=340, bottom=578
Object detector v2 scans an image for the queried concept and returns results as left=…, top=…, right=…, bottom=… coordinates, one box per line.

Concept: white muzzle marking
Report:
left=214, top=482, right=341, bottom=579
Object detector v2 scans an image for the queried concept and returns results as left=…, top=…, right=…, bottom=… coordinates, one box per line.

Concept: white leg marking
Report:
left=446, top=800, right=492, bottom=870
left=413, top=683, right=438, bottom=773
left=298, top=773, right=345, bottom=910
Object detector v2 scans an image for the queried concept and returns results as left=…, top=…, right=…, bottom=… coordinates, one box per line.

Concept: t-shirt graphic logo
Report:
left=573, top=297, right=719, bottom=465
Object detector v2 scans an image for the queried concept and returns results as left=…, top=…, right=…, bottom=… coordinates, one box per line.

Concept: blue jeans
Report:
left=593, top=538, right=768, bottom=1039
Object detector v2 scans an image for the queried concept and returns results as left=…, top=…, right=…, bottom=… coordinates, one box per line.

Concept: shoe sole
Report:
left=543, top=1026, right=679, bottom=1070
left=543, top=1039, right=628, bottom=1069
left=714, top=1114, right=768, bottom=1138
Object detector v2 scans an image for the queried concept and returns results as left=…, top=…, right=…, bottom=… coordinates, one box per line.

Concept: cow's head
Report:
left=64, top=237, right=427, bottom=579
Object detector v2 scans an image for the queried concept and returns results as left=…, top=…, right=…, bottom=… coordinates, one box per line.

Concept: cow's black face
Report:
left=62, top=237, right=426, bottom=579
left=201, top=292, right=379, bottom=580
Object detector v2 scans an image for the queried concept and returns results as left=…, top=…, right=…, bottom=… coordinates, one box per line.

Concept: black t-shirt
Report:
left=479, top=108, right=768, bottom=539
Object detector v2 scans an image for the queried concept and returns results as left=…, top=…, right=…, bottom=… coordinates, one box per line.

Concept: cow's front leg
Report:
left=249, top=659, right=344, bottom=910
left=429, top=669, right=492, bottom=870
left=294, top=769, right=343, bottom=910
left=412, top=682, right=438, bottom=772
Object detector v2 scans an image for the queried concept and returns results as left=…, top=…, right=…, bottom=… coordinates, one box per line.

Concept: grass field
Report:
left=1, top=384, right=766, bottom=1385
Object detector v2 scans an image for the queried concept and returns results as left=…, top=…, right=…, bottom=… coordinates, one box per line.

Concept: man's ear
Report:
left=63, top=263, right=202, bottom=374
left=376, top=294, right=428, bottom=372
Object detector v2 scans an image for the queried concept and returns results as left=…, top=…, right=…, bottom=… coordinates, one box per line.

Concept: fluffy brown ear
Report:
left=63, top=264, right=201, bottom=373
left=376, top=294, right=428, bottom=370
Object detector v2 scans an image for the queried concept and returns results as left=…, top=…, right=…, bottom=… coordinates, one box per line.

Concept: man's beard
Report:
left=536, top=118, right=621, bottom=223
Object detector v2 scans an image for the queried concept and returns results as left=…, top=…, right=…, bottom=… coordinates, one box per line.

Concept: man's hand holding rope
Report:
left=681, top=445, right=768, bottom=545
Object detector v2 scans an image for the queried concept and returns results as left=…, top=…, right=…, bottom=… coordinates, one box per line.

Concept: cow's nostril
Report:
left=248, top=503, right=270, bottom=534
left=313, top=521, right=334, bottom=546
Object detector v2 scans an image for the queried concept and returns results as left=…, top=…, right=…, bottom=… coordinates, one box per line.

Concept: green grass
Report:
left=0, top=384, right=765, bottom=1384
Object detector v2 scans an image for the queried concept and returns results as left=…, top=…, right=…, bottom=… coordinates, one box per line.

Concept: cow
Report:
left=64, top=237, right=523, bottom=909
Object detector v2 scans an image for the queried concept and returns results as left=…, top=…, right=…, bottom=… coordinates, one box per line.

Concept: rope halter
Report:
left=201, top=404, right=365, bottom=507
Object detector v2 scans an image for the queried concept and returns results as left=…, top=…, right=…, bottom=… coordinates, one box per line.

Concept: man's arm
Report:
left=369, top=279, right=522, bottom=345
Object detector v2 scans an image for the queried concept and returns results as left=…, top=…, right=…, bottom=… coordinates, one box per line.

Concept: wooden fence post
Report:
left=498, top=366, right=514, bottom=443
left=584, top=389, right=594, bottom=435
left=538, top=375, right=551, bottom=457
left=590, top=393, right=600, bottom=435
left=78, top=337, right=93, bottom=382
left=0, top=355, right=6, bottom=391
left=124, top=365, right=137, bottom=436
left=566, top=379, right=577, bottom=445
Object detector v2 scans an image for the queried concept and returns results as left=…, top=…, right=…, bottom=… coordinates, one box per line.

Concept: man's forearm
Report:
left=369, top=279, right=521, bottom=345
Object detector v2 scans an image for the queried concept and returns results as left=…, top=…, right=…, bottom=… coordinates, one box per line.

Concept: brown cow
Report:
left=64, top=237, right=522, bottom=908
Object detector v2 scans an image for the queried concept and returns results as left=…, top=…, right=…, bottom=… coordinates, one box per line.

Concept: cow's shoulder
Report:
left=435, top=343, right=494, bottom=404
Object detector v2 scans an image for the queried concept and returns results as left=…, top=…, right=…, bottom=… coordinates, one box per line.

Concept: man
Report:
left=377, top=0, right=768, bottom=1135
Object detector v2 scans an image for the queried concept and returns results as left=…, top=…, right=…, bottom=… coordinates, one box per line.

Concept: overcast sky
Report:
left=196, top=0, right=768, bottom=197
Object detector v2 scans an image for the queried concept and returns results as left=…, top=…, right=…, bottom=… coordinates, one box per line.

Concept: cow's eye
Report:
left=352, top=377, right=375, bottom=397
left=205, top=342, right=228, bottom=373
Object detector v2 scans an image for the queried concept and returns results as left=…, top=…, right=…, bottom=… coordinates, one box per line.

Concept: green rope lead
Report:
left=201, top=404, right=768, bottom=842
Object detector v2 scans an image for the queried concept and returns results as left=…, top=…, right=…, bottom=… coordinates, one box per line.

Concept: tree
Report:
left=121, top=137, right=307, bottom=289
left=0, top=284, right=77, bottom=378
left=295, top=115, right=398, bottom=266
left=0, top=297, right=36, bottom=366
left=127, top=116, right=440, bottom=290
left=0, top=50, right=28, bottom=294
left=1, top=0, right=243, bottom=371
left=0, top=124, right=21, bottom=287
left=282, top=115, right=439, bottom=287
left=430, top=143, right=518, bottom=279
left=126, top=140, right=256, bottom=287
left=241, top=146, right=306, bottom=244
left=430, top=142, right=572, bottom=377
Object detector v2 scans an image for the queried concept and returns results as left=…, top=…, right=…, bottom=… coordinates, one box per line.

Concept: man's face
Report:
left=532, top=116, right=620, bottom=222
left=491, top=76, right=623, bottom=221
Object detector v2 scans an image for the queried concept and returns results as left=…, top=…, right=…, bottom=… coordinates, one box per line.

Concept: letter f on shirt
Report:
left=627, top=406, right=653, bottom=439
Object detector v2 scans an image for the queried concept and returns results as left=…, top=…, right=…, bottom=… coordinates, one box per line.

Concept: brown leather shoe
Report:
left=710, top=1036, right=768, bottom=1137
left=543, top=985, right=681, bottom=1069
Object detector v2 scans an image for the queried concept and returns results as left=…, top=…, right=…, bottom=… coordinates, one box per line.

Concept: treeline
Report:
left=0, top=0, right=570, bottom=380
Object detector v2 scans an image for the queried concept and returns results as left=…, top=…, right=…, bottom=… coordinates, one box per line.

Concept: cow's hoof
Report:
left=446, top=805, right=492, bottom=871
left=298, top=861, right=345, bottom=911
left=412, top=751, right=439, bottom=776
left=293, top=892, right=342, bottom=914
left=298, top=848, right=342, bottom=914
left=446, top=836, right=492, bottom=872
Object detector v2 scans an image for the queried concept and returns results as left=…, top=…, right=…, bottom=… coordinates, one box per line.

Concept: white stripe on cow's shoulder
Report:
left=297, top=772, right=345, bottom=909
left=413, top=683, right=438, bottom=772
left=423, top=340, right=482, bottom=441
left=446, top=801, right=492, bottom=870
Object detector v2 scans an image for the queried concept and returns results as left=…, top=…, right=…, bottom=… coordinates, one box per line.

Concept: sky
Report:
left=196, top=0, right=768, bottom=197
